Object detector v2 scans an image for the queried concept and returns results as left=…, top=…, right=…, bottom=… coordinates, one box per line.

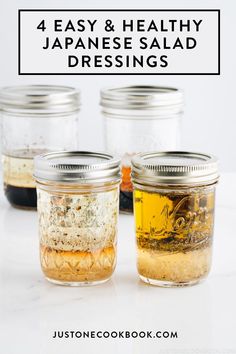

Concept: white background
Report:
left=0, top=0, right=235, bottom=171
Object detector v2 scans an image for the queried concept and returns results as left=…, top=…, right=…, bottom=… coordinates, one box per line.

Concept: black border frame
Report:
left=18, top=9, right=221, bottom=75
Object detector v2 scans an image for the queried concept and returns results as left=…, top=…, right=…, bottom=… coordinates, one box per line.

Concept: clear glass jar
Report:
left=101, top=85, right=184, bottom=213
left=34, top=151, right=121, bottom=286
left=0, top=85, right=80, bottom=209
left=131, top=151, right=219, bottom=287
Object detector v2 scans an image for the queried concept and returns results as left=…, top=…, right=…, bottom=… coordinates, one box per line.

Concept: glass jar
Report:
left=101, top=85, right=184, bottom=213
left=34, top=151, right=121, bottom=286
left=0, top=85, right=80, bottom=209
left=131, top=151, right=219, bottom=287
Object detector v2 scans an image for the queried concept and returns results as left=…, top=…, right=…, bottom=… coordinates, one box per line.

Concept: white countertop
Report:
left=0, top=173, right=236, bottom=354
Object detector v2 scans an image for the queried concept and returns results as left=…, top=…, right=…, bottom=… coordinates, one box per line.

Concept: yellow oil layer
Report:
left=2, top=149, right=47, bottom=188
left=134, top=187, right=215, bottom=283
left=134, top=188, right=215, bottom=245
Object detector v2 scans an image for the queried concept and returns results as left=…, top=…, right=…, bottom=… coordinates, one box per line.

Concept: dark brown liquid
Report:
left=4, top=184, right=37, bottom=209
left=2, top=150, right=44, bottom=209
left=120, top=166, right=133, bottom=213
left=120, top=191, right=133, bottom=213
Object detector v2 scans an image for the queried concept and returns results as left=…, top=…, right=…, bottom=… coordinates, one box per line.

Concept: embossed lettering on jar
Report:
left=34, top=151, right=121, bottom=286
left=131, top=152, right=219, bottom=287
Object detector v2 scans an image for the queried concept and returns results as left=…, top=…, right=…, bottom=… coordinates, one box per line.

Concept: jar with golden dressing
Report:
left=34, top=151, right=121, bottom=286
left=131, top=151, right=219, bottom=287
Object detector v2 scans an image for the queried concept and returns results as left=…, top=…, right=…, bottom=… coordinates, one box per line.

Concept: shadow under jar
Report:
left=0, top=85, right=80, bottom=209
left=34, top=151, right=121, bottom=286
left=101, top=85, right=184, bottom=214
left=131, top=151, right=219, bottom=287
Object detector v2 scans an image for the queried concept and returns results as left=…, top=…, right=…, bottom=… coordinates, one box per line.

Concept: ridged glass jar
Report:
left=101, top=85, right=184, bottom=214
left=34, top=151, right=121, bottom=286
left=131, top=151, right=219, bottom=287
left=0, top=85, right=80, bottom=209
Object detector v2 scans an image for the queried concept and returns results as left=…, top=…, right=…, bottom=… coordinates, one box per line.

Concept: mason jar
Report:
left=100, top=85, right=184, bottom=213
left=131, top=151, right=219, bottom=287
left=34, top=151, right=121, bottom=286
left=0, top=85, right=80, bottom=209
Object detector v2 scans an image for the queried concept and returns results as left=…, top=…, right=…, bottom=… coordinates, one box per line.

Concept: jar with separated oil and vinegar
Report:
left=131, top=151, right=219, bottom=287
left=101, top=85, right=184, bottom=213
left=34, top=151, right=121, bottom=286
left=0, top=85, right=80, bottom=209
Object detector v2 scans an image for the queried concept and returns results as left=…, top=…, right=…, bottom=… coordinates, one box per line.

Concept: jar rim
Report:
left=34, top=151, right=121, bottom=184
left=0, top=85, right=81, bottom=114
left=131, top=151, right=219, bottom=186
left=100, top=85, right=184, bottom=116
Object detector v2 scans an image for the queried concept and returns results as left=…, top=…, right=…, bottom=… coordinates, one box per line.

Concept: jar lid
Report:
left=0, top=85, right=81, bottom=114
left=34, top=151, right=121, bottom=184
left=131, top=151, right=219, bottom=186
left=100, top=85, right=184, bottom=116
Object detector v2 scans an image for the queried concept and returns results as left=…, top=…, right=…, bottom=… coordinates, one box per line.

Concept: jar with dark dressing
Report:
left=101, top=85, right=184, bottom=213
left=0, top=85, right=80, bottom=209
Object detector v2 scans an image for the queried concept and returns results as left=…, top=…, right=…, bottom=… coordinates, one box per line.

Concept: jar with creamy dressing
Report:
left=131, top=151, right=219, bottom=287
left=0, top=85, right=80, bottom=209
left=34, top=151, right=121, bottom=286
left=101, top=85, right=184, bottom=213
